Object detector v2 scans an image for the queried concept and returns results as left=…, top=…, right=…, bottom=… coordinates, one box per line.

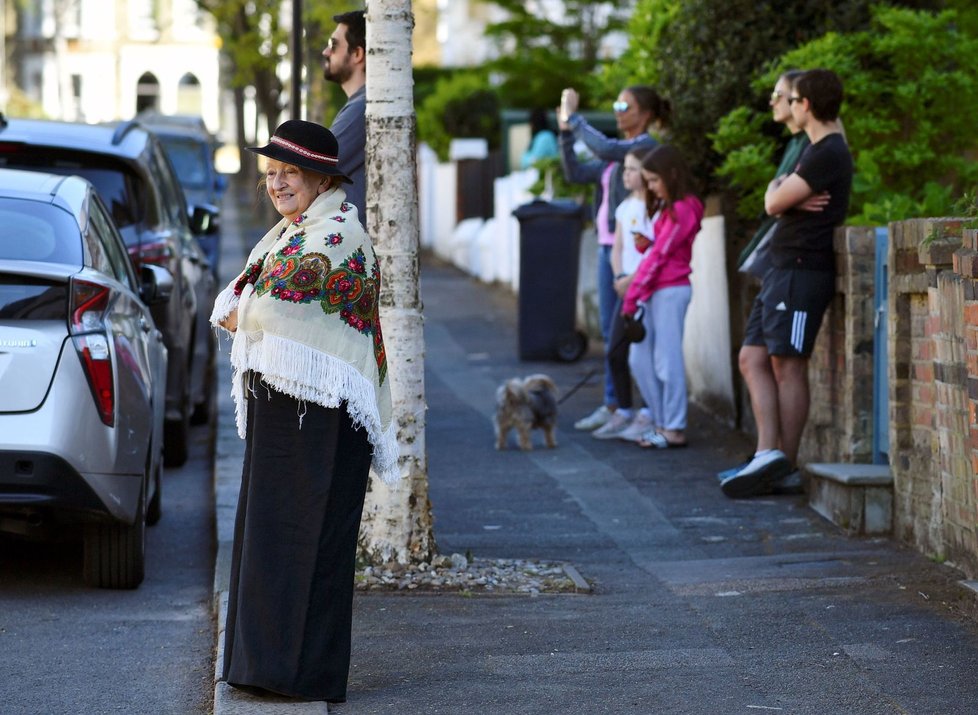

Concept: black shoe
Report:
left=770, top=469, right=805, bottom=495
left=720, top=450, right=793, bottom=498
left=716, top=457, right=752, bottom=483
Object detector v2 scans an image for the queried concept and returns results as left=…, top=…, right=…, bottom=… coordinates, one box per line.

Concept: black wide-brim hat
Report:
left=246, top=119, right=353, bottom=183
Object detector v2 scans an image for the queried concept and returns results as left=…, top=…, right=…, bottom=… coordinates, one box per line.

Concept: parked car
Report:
left=0, top=114, right=217, bottom=465
left=137, top=111, right=226, bottom=275
left=0, top=169, right=170, bottom=588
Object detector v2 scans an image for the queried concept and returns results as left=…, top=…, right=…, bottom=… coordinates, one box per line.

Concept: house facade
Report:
left=9, top=0, right=222, bottom=131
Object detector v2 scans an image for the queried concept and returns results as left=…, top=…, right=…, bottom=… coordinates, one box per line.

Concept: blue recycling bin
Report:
left=511, top=199, right=589, bottom=362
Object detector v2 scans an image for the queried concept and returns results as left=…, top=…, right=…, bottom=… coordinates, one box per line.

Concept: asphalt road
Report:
left=0, top=419, right=216, bottom=715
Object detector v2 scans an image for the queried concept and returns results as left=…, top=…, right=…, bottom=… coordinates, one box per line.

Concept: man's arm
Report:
left=330, top=93, right=366, bottom=179
left=765, top=173, right=813, bottom=216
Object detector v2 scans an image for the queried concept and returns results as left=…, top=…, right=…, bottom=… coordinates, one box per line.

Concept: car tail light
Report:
left=69, top=278, right=114, bottom=426
left=127, top=238, right=171, bottom=268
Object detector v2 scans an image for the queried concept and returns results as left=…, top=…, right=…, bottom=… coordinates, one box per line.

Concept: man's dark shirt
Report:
left=771, top=132, right=853, bottom=272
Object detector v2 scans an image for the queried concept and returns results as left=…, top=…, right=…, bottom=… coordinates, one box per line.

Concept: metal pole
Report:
left=291, top=0, right=302, bottom=119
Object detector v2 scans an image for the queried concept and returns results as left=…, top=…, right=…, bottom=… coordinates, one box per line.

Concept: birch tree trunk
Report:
left=358, top=0, right=434, bottom=565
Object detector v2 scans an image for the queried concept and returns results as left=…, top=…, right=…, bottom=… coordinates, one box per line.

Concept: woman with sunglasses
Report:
left=558, top=85, right=671, bottom=433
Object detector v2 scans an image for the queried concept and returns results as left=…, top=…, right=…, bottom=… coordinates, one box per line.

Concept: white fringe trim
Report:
left=210, top=284, right=241, bottom=329
left=228, top=331, right=401, bottom=484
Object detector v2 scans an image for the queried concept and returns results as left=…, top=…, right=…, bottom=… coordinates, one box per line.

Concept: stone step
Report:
left=804, top=462, right=894, bottom=536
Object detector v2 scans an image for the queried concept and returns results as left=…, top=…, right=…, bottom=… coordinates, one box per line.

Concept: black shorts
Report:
left=742, top=267, right=834, bottom=357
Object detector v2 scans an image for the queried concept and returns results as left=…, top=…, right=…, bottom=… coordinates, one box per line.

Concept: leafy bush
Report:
left=526, top=155, right=594, bottom=204
left=606, top=0, right=944, bottom=194
left=714, top=6, right=978, bottom=224
left=416, top=71, right=501, bottom=161
left=481, top=0, right=630, bottom=110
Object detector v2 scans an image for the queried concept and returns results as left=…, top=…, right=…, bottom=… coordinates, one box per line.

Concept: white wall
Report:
left=683, top=215, right=735, bottom=418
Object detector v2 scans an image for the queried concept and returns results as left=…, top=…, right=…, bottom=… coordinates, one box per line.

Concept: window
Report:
left=136, top=72, right=160, bottom=114
left=0, top=199, right=82, bottom=265
left=88, top=195, right=137, bottom=291
left=177, top=73, right=202, bottom=115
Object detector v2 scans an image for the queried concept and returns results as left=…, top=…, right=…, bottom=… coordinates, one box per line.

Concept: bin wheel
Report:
left=555, top=330, right=588, bottom=362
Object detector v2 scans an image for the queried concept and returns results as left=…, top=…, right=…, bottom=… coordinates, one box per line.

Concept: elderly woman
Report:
left=211, top=120, right=399, bottom=704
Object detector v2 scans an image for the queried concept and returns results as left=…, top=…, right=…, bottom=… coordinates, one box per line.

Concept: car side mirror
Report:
left=140, top=264, right=173, bottom=305
left=190, top=204, right=219, bottom=235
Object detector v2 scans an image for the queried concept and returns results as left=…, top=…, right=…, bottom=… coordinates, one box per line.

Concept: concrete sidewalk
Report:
left=212, top=188, right=978, bottom=714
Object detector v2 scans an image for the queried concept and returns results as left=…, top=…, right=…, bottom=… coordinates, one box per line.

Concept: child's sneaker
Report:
left=592, top=411, right=632, bottom=439
left=574, top=405, right=611, bottom=431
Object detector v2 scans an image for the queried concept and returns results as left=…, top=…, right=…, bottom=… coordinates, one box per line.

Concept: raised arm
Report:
left=559, top=130, right=606, bottom=185
left=567, top=114, right=657, bottom=163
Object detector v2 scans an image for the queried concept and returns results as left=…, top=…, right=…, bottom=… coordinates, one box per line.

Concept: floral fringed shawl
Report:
left=210, top=187, right=399, bottom=484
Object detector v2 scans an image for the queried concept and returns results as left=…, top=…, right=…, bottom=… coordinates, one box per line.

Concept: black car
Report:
left=0, top=114, right=217, bottom=466
left=137, top=112, right=227, bottom=275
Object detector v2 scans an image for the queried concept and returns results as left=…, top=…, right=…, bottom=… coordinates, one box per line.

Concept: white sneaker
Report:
left=720, top=449, right=793, bottom=499
left=618, top=412, right=654, bottom=442
left=574, top=405, right=611, bottom=431
left=592, top=412, right=632, bottom=439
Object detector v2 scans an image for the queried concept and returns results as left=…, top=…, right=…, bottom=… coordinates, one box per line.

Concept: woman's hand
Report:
left=556, top=105, right=570, bottom=132
left=219, top=307, right=238, bottom=333
left=632, top=232, right=652, bottom=253
left=614, top=274, right=632, bottom=298
left=559, top=88, right=579, bottom=122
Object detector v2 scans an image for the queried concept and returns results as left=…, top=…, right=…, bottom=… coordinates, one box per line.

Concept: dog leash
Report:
left=556, top=306, right=644, bottom=406
left=556, top=367, right=597, bottom=405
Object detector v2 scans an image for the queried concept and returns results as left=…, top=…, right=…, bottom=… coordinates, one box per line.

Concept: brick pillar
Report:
left=888, top=219, right=949, bottom=553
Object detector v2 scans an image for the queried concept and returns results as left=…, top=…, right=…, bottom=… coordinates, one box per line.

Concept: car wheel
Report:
left=164, top=373, right=191, bottom=467
left=191, top=335, right=216, bottom=425
left=146, top=449, right=162, bottom=526
left=83, top=487, right=147, bottom=589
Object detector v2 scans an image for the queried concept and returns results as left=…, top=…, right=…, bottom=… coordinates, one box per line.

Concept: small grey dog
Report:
left=494, top=374, right=558, bottom=451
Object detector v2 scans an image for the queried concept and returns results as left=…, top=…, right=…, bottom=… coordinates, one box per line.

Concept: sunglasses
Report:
left=770, top=89, right=785, bottom=102
left=788, top=96, right=803, bottom=105
left=612, top=101, right=630, bottom=113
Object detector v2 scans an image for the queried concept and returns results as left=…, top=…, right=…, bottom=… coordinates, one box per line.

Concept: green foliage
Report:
left=526, top=155, right=593, bottom=203
left=195, top=0, right=288, bottom=128
left=646, top=0, right=904, bottom=195
left=714, top=5, right=978, bottom=224
left=588, top=0, right=678, bottom=104
left=416, top=71, right=501, bottom=161
left=481, top=0, right=631, bottom=109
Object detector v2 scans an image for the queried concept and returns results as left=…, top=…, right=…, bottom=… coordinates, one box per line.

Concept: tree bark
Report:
left=358, top=0, right=435, bottom=565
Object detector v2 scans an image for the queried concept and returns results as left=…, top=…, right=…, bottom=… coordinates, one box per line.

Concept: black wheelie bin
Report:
left=512, top=198, right=589, bottom=362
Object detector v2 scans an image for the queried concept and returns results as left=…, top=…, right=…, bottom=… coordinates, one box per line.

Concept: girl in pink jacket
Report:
left=622, top=145, right=703, bottom=448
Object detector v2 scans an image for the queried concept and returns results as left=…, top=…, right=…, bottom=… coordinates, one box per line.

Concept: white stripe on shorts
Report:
left=791, top=310, right=807, bottom=353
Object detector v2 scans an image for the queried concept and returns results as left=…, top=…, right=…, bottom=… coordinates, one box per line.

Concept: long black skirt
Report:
left=222, top=373, right=373, bottom=702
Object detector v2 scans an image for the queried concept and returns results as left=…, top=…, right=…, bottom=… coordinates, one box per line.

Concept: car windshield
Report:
left=0, top=148, right=145, bottom=233
left=0, top=198, right=82, bottom=265
left=158, top=136, right=209, bottom=190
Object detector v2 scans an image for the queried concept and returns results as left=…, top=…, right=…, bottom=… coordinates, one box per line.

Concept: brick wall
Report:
left=888, top=219, right=978, bottom=575
left=801, top=226, right=876, bottom=465
left=800, top=219, right=978, bottom=575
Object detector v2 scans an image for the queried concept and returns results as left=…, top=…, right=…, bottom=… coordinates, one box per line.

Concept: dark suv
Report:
left=0, top=115, right=216, bottom=466
left=137, top=111, right=227, bottom=276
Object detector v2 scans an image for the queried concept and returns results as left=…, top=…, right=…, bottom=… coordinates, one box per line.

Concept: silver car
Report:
left=0, top=169, right=169, bottom=589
